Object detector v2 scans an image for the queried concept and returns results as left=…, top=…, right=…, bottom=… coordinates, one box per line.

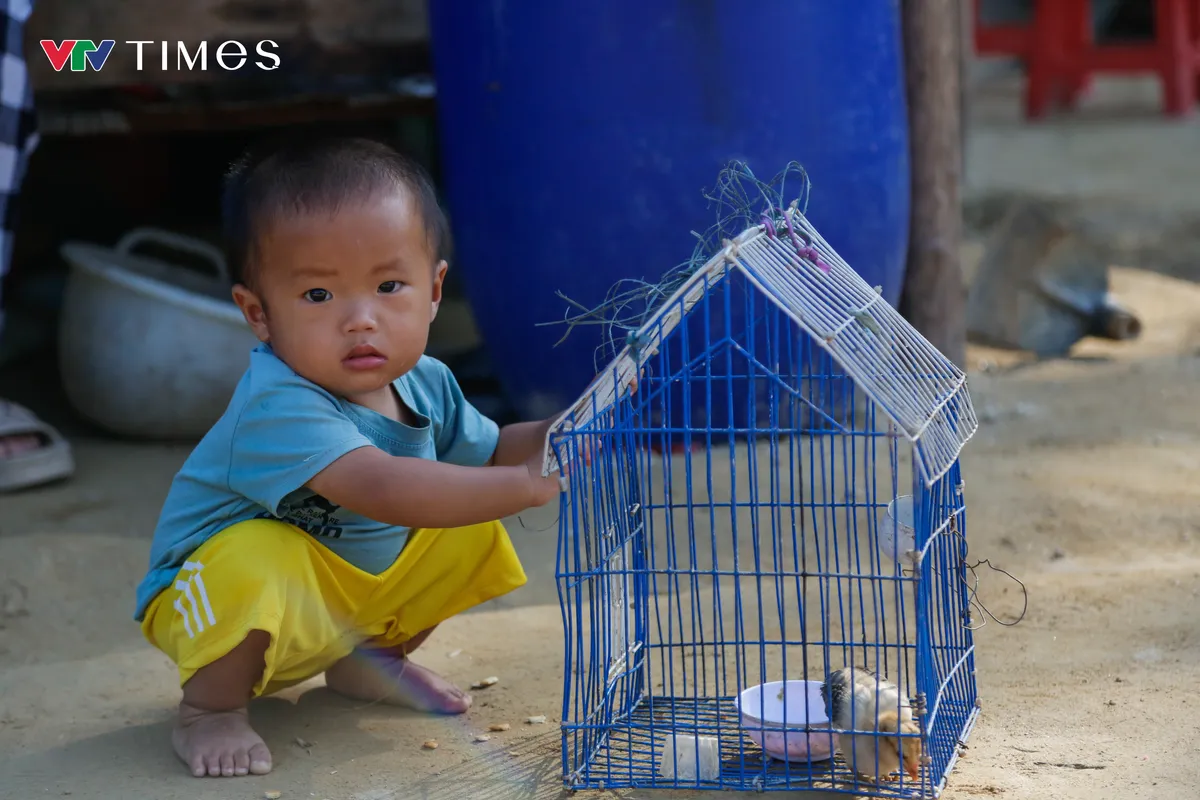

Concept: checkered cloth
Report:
left=0, top=0, right=39, bottom=335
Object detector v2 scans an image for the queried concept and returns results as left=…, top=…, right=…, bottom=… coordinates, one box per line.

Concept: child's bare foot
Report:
left=172, top=703, right=273, bottom=777
left=325, top=649, right=472, bottom=714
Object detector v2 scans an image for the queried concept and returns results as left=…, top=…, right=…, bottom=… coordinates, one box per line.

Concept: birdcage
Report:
left=545, top=208, right=979, bottom=797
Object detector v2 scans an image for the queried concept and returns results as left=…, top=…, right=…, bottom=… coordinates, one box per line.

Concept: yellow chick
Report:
left=820, top=666, right=922, bottom=782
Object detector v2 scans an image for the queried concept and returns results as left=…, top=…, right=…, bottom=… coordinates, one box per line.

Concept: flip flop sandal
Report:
left=0, top=400, right=75, bottom=492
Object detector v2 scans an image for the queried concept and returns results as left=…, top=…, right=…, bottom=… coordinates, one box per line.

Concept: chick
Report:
left=820, top=666, right=922, bottom=782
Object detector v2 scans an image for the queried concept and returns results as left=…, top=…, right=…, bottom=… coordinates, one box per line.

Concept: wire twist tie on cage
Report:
left=761, top=206, right=830, bottom=274
left=553, top=419, right=575, bottom=490
left=849, top=309, right=885, bottom=337
left=721, top=237, right=741, bottom=265
left=625, top=329, right=648, bottom=360
left=909, top=547, right=924, bottom=569
left=780, top=206, right=830, bottom=274
left=759, top=210, right=777, bottom=239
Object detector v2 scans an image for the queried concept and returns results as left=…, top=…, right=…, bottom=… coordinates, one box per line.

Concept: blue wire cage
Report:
left=546, top=212, right=979, bottom=797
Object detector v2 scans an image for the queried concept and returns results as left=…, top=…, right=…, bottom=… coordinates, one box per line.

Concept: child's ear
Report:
left=430, top=259, right=448, bottom=319
left=232, top=283, right=271, bottom=342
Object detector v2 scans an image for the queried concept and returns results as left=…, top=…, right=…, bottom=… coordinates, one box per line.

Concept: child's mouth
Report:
left=343, top=344, right=387, bottom=370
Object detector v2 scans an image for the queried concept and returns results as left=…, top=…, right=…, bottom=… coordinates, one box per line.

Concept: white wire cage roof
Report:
left=543, top=210, right=977, bottom=488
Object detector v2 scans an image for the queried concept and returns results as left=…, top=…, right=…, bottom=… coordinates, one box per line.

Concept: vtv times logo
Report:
left=39, top=39, right=114, bottom=71
left=39, top=39, right=281, bottom=73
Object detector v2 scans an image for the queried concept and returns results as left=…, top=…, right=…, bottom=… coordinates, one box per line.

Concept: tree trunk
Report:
left=960, top=0, right=973, bottom=182
left=899, top=0, right=968, bottom=369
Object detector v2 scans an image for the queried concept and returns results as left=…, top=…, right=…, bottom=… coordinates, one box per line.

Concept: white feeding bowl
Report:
left=733, top=680, right=834, bottom=763
left=880, top=495, right=918, bottom=564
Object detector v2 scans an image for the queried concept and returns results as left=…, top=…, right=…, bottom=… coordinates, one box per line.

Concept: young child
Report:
left=133, top=136, right=563, bottom=779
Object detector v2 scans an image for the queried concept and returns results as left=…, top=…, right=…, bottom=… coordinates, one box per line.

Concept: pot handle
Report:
left=115, top=227, right=230, bottom=284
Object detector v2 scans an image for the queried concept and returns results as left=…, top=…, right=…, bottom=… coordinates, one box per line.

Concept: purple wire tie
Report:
left=798, top=245, right=831, bottom=273
left=780, top=209, right=831, bottom=274
left=760, top=211, right=778, bottom=239
left=763, top=208, right=830, bottom=273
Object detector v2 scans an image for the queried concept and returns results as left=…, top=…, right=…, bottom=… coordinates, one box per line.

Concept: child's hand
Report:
left=575, top=370, right=642, bottom=468
left=533, top=369, right=642, bottom=490
left=524, top=447, right=562, bottom=508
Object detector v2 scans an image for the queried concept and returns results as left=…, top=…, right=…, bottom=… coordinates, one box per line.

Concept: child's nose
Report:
left=343, top=300, right=379, bottom=332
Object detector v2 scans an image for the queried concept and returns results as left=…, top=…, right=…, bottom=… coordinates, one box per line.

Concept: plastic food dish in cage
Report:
left=880, top=494, right=918, bottom=565
left=733, top=680, right=835, bottom=762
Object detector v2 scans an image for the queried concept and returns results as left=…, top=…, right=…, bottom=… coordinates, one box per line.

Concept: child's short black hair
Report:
left=221, top=135, right=451, bottom=288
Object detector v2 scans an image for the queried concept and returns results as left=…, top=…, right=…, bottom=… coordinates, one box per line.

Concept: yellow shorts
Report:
left=141, top=518, right=526, bottom=697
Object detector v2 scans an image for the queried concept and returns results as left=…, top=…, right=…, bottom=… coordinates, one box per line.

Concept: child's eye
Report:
left=303, top=288, right=331, bottom=303
left=379, top=280, right=403, bottom=294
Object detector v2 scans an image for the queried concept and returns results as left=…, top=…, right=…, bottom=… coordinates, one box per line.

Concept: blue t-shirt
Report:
left=133, top=344, right=500, bottom=621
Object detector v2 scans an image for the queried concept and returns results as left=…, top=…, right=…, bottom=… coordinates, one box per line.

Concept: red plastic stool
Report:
left=973, top=0, right=1035, bottom=55
left=1028, top=0, right=1200, bottom=117
left=973, top=0, right=1091, bottom=114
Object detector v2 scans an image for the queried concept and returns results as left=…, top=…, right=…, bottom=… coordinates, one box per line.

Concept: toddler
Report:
left=134, top=136, right=562, bottom=779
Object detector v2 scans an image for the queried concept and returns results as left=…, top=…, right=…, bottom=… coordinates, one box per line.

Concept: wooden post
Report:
left=899, top=0, right=968, bottom=369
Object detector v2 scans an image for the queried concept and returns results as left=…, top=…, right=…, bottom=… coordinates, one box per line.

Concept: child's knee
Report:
left=148, top=524, right=331, bottom=675
left=150, top=520, right=379, bottom=695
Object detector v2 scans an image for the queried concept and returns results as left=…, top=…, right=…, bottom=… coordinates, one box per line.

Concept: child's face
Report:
left=233, top=188, right=447, bottom=405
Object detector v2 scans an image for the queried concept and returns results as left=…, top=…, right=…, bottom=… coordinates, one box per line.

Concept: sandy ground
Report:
left=4, top=265, right=1199, bottom=800
left=3, top=70, right=1200, bottom=800
left=964, top=67, right=1200, bottom=214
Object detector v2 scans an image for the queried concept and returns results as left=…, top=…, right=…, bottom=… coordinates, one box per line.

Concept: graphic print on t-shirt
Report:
left=259, top=494, right=344, bottom=539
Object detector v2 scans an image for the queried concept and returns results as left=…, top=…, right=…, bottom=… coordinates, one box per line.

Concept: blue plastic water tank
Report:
left=429, top=2, right=910, bottom=422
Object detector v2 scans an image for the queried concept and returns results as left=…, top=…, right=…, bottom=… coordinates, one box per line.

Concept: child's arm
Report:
left=307, top=445, right=559, bottom=530
left=490, top=376, right=640, bottom=468
left=487, top=376, right=638, bottom=470
left=489, top=418, right=556, bottom=468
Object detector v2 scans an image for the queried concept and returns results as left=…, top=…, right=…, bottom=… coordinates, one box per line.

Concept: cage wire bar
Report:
left=548, top=211, right=979, bottom=797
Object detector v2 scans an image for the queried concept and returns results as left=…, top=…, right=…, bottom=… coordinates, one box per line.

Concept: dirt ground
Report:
left=3, top=69, right=1200, bottom=800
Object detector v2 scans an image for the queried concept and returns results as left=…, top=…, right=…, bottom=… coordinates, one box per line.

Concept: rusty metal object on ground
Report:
left=966, top=199, right=1141, bottom=358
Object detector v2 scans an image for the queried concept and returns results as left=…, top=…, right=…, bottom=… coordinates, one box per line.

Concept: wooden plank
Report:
left=898, top=0, right=968, bottom=369
left=25, top=0, right=430, bottom=91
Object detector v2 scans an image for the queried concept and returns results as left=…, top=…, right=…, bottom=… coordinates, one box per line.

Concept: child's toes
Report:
left=173, top=707, right=270, bottom=778
left=249, top=743, right=273, bottom=775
